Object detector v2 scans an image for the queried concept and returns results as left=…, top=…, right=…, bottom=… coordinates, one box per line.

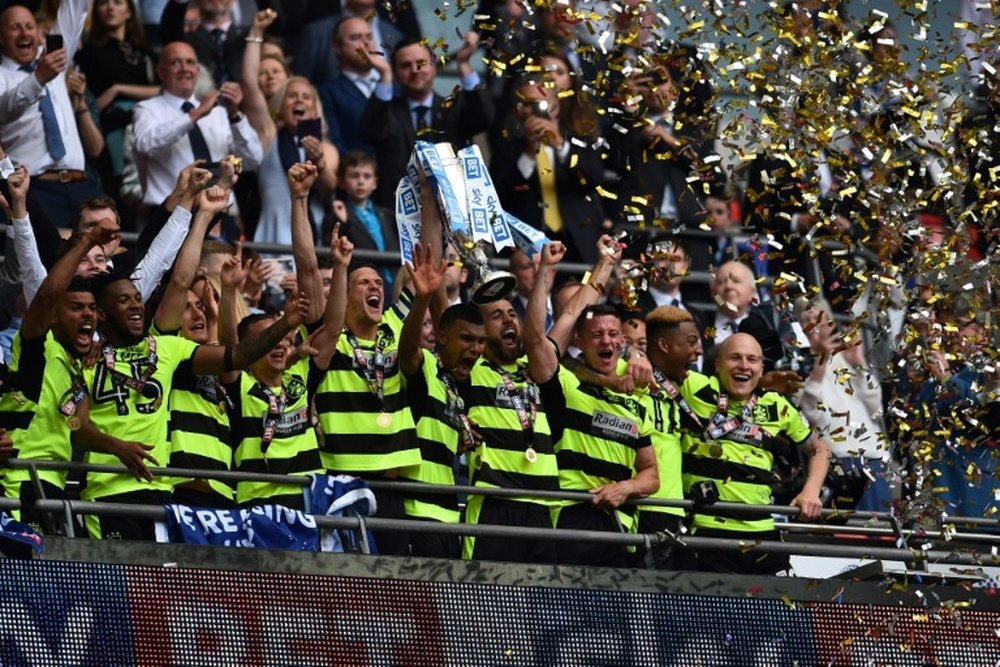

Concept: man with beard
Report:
left=460, top=236, right=621, bottom=563
left=78, top=262, right=310, bottom=540
left=680, top=333, right=829, bottom=574
left=526, top=244, right=659, bottom=568
left=397, top=243, right=486, bottom=558
left=0, top=179, right=152, bottom=530
left=305, top=161, right=420, bottom=555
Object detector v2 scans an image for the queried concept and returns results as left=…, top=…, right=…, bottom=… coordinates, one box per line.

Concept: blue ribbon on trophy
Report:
left=396, top=141, right=551, bottom=304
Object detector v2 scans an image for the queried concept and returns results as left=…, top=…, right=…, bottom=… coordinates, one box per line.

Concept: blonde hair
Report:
left=269, top=76, right=330, bottom=138
left=646, top=305, right=694, bottom=326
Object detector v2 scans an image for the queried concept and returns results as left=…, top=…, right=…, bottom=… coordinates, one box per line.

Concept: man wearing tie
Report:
left=492, top=78, right=605, bottom=265
left=360, top=34, right=493, bottom=208
left=0, top=0, right=102, bottom=229
left=130, top=41, right=262, bottom=206
left=708, top=260, right=757, bottom=349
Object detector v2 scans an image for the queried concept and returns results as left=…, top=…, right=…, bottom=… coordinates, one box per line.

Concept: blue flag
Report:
left=158, top=504, right=318, bottom=551
left=0, top=510, right=44, bottom=558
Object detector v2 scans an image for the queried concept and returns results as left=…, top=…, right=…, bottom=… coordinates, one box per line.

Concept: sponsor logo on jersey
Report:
left=591, top=410, right=638, bottom=441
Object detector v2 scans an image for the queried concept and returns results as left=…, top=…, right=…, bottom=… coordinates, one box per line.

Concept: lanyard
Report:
left=489, top=361, right=537, bottom=434
left=345, top=329, right=385, bottom=410
left=706, top=392, right=761, bottom=441
left=650, top=366, right=703, bottom=430
left=259, top=383, right=286, bottom=453
left=102, top=336, right=158, bottom=394
left=435, top=353, right=476, bottom=451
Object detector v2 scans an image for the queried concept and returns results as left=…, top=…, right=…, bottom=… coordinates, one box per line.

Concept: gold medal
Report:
left=67, top=415, right=81, bottom=431
left=524, top=447, right=537, bottom=463
left=376, top=412, right=392, bottom=428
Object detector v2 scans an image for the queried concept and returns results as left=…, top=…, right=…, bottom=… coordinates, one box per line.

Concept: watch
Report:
left=228, top=111, right=244, bottom=124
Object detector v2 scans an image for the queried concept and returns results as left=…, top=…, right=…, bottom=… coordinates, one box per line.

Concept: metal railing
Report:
left=3, top=458, right=998, bottom=567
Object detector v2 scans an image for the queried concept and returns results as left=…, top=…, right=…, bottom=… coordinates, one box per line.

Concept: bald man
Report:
left=709, top=261, right=758, bottom=347
left=131, top=41, right=262, bottom=205
left=678, top=333, right=830, bottom=575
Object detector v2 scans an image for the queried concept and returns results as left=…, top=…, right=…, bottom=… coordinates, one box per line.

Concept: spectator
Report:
left=797, top=300, right=894, bottom=513
left=0, top=0, right=104, bottom=229
left=293, top=0, right=405, bottom=87
left=317, top=16, right=380, bottom=156
left=361, top=35, right=493, bottom=207
left=130, top=41, right=263, bottom=207
left=250, top=72, right=338, bottom=245
left=606, top=65, right=702, bottom=228
left=507, top=247, right=552, bottom=329
left=707, top=260, right=756, bottom=348
left=160, top=0, right=253, bottom=87
left=75, top=0, right=161, bottom=185
left=492, top=77, right=604, bottom=264
left=328, top=151, right=397, bottom=294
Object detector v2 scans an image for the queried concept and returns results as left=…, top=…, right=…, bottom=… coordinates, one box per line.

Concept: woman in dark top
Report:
left=75, top=0, right=160, bottom=180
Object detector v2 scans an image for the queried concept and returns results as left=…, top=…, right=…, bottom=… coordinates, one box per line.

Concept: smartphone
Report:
left=204, top=161, right=223, bottom=186
left=45, top=33, right=64, bottom=52
left=531, top=100, right=551, bottom=120
left=296, top=118, right=322, bottom=141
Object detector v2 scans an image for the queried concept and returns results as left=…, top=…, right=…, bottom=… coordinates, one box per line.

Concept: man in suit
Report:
left=160, top=0, right=253, bottom=86
left=360, top=35, right=493, bottom=208
left=491, top=77, right=605, bottom=265
left=606, top=65, right=705, bottom=228
left=317, top=16, right=379, bottom=156
left=293, top=0, right=404, bottom=87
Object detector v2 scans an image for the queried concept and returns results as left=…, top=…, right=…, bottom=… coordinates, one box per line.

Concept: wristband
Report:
left=223, top=346, right=235, bottom=372
left=245, top=36, right=263, bottom=43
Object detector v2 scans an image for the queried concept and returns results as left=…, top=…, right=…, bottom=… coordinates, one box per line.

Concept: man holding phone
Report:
left=0, top=0, right=102, bottom=229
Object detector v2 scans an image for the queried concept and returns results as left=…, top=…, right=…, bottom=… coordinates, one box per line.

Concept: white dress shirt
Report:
left=713, top=311, right=747, bottom=346
left=0, top=0, right=88, bottom=174
left=344, top=69, right=379, bottom=98
left=131, top=89, right=263, bottom=205
left=648, top=285, right=684, bottom=309
left=13, top=206, right=193, bottom=304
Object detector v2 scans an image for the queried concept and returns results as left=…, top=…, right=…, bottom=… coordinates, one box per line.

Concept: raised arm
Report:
left=399, top=242, right=447, bottom=376
left=240, top=9, right=279, bottom=148
left=311, top=223, right=353, bottom=370
left=288, top=162, right=326, bottom=323
left=525, top=242, right=566, bottom=384
left=417, top=171, right=451, bottom=327
left=217, top=244, right=246, bottom=383
left=2, top=167, right=47, bottom=304
left=547, top=234, right=621, bottom=351
left=132, top=164, right=214, bottom=301
left=191, top=292, right=311, bottom=376
left=153, top=185, right=230, bottom=333
left=21, top=217, right=120, bottom=341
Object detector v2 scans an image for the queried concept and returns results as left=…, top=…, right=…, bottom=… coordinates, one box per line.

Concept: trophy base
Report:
left=471, top=272, right=518, bottom=305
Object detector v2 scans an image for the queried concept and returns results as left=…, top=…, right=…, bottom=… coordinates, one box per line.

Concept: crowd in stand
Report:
left=0, top=0, right=997, bottom=573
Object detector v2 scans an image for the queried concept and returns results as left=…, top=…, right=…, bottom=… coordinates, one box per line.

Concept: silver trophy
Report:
left=452, top=230, right=518, bottom=305
left=433, top=143, right=517, bottom=305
